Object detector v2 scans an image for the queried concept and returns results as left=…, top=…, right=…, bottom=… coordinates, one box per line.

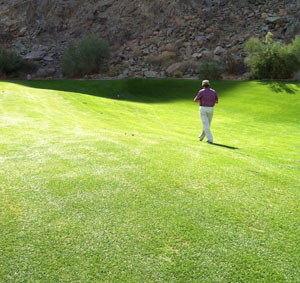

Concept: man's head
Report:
left=202, top=80, right=210, bottom=88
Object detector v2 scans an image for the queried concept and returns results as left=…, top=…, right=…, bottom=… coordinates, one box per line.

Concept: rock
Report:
left=285, top=22, right=300, bottom=37
left=201, top=50, right=213, bottom=60
left=183, top=42, right=192, bottom=47
left=186, top=46, right=193, bottom=57
left=265, top=16, right=287, bottom=24
left=8, top=20, right=25, bottom=32
left=205, top=0, right=212, bottom=9
left=14, top=42, right=26, bottom=54
left=0, top=33, right=14, bottom=42
left=206, top=33, right=215, bottom=42
left=96, top=16, right=108, bottom=24
left=36, top=67, right=56, bottom=77
left=23, top=51, right=45, bottom=61
left=118, top=74, right=128, bottom=79
left=142, top=48, right=150, bottom=55
left=18, top=27, right=27, bottom=36
left=166, top=62, right=182, bottom=75
left=213, top=55, right=223, bottom=62
left=84, top=11, right=95, bottom=22
left=205, top=28, right=213, bottom=33
left=144, top=70, right=158, bottom=78
left=97, top=1, right=113, bottom=12
left=43, top=55, right=54, bottom=62
left=58, top=0, right=78, bottom=8
left=278, top=9, right=287, bottom=16
left=192, top=53, right=202, bottom=59
left=1, top=0, right=300, bottom=79
left=242, top=72, right=250, bottom=79
left=128, top=58, right=135, bottom=65
left=214, top=46, right=227, bottom=56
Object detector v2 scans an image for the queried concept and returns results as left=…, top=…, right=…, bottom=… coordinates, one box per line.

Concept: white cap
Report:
left=202, top=80, right=210, bottom=86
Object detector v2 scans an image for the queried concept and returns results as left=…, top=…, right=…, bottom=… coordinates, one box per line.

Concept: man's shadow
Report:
left=210, top=143, right=239, bottom=150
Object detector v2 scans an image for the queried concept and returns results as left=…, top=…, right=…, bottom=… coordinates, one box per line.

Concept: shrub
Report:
left=62, top=36, right=109, bottom=78
left=197, top=60, right=224, bottom=80
left=173, top=71, right=183, bottom=78
left=0, top=50, right=23, bottom=75
left=245, top=33, right=300, bottom=79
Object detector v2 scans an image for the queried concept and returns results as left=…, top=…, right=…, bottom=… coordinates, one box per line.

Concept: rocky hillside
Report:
left=1, top=0, right=300, bottom=78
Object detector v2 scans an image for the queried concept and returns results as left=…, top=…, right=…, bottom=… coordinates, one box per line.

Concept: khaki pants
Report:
left=199, top=106, right=214, bottom=143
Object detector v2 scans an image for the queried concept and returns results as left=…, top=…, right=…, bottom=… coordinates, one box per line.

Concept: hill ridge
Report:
left=0, top=0, right=300, bottom=78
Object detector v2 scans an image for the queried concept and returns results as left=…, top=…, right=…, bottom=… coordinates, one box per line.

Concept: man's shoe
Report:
left=206, top=141, right=213, bottom=144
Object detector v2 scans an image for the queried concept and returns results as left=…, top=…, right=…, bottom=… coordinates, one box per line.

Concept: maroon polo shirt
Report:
left=195, top=88, right=218, bottom=107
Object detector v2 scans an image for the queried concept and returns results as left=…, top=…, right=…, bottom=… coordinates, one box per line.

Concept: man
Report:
left=194, top=80, right=218, bottom=144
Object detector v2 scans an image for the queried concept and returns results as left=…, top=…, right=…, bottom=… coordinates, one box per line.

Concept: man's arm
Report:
left=194, top=92, right=201, bottom=103
left=215, top=92, right=219, bottom=104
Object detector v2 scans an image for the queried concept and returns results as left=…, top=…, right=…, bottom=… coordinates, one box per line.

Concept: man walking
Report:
left=194, top=80, right=218, bottom=144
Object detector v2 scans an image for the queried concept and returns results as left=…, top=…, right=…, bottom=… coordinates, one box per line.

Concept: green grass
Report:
left=0, top=79, right=300, bottom=282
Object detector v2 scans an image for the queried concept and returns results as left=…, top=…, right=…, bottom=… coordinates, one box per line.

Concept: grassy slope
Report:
left=0, top=79, right=299, bottom=282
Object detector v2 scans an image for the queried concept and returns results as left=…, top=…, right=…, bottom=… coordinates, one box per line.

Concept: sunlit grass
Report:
left=0, top=79, right=300, bottom=282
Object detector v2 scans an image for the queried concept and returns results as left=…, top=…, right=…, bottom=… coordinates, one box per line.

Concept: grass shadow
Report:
left=6, top=78, right=241, bottom=104
left=259, top=80, right=300, bottom=94
left=210, top=143, right=239, bottom=150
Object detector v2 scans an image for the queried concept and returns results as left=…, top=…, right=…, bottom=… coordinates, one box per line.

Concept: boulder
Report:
left=43, top=55, right=54, bottom=62
left=18, top=27, right=27, bottom=36
left=118, top=74, right=128, bottom=79
left=166, top=62, right=182, bottom=75
left=279, top=9, right=287, bottom=16
left=23, top=51, right=45, bottom=61
left=14, top=41, right=26, bottom=54
left=214, top=46, right=227, bottom=56
left=186, top=46, right=193, bottom=57
left=192, top=53, right=202, bottom=59
left=8, top=20, right=25, bottom=32
left=265, top=16, right=288, bottom=24
left=144, top=70, right=159, bottom=78
left=97, top=1, right=114, bottom=13
left=201, top=50, right=213, bottom=60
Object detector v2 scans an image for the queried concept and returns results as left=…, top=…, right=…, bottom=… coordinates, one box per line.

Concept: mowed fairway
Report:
left=0, top=79, right=300, bottom=282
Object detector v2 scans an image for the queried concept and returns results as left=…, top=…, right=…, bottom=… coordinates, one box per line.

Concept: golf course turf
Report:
left=1, top=79, right=300, bottom=282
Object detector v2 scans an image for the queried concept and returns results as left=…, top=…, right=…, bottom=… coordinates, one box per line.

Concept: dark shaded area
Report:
left=7, top=78, right=239, bottom=104
left=210, top=143, right=239, bottom=150
left=260, top=80, right=300, bottom=94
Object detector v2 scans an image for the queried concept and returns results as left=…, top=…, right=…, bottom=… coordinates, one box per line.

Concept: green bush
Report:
left=245, top=33, right=300, bottom=79
left=197, top=60, right=224, bottom=80
left=0, top=50, right=23, bottom=75
left=62, top=36, right=110, bottom=78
